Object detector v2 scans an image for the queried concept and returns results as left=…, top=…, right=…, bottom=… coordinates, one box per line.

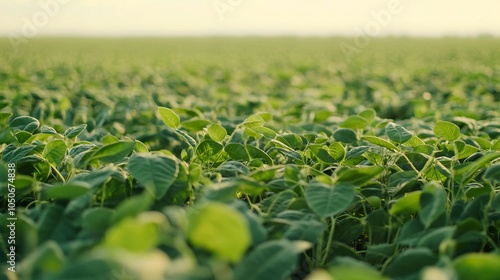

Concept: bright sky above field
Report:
left=0, top=0, right=499, bottom=37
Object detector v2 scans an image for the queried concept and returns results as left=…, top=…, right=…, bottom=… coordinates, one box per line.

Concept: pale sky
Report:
left=0, top=0, right=499, bottom=37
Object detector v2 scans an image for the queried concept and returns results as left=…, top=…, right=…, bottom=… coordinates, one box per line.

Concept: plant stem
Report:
left=321, top=217, right=336, bottom=266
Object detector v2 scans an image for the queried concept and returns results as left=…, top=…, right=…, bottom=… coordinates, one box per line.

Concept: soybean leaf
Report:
left=234, top=239, right=310, bottom=280
left=453, top=152, right=500, bottom=185
left=181, top=118, right=211, bottom=132
left=64, top=124, right=87, bottom=139
left=242, top=114, right=265, bottom=128
left=104, top=215, right=159, bottom=253
left=434, top=120, right=460, bottom=141
left=44, top=181, right=93, bottom=200
left=93, top=141, right=135, bottom=164
left=385, top=248, right=438, bottom=278
left=248, top=126, right=277, bottom=138
left=128, top=153, right=179, bottom=198
left=340, top=115, right=368, bottom=130
left=484, top=164, right=500, bottom=183
left=207, top=123, right=227, bottom=142
left=196, top=139, right=223, bottom=160
left=284, top=220, right=325, bottom=243
left=2, top=144, right=36, bottom=163
left=225, top=143, right=250, bottom=161
left=359, top=108, right=376, bottom=124
left=308, top=145, right=337, bottom=164
left=305, top=182, right=356, bottom=218
left=333, top=128, right=358, bottom=144
left=419, top=188, right=447, bottom=228
left=389, top=191, right=422, bottom=216
left=43, top=139, right=67, bottom=166
left=453, top=253, right=500, bottom=280
left=246, top=145, right=273, bottom=165
left=336, top=166, right=384, bottom=186
left=363, top=135, right=397, bottom=151
left=158, top=106, right=180, bottom=129
left=10, top=116, right=40, bottom=133
left=188, top=202, right=251, bottom=263
left=385, top=122, right=413, bottom=144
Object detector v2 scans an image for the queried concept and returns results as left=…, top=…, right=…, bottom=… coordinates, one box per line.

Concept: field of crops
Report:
left=1, top=37, right=500, bottom=280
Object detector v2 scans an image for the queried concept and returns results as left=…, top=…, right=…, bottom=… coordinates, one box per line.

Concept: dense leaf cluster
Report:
left=1, top=38, right=500, bottom=280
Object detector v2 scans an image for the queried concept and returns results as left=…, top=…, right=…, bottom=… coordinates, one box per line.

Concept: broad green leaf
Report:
left=70, top=167, right=117, bottom=188
left=175, top=129, right=197, bottom=146
left=305, top=182, right=356, bottom=218
left=158, top=106, right=180, bottom=129
left=196, top=139, right=223, bottom=160
left=43, top=139, right=67, bottom=166
left=14, top=131, right=32, bottom=144
left=40, top=125, right=58, bottom=135
left=276, top=134, right=303, bottom=150
left=188, top=202, right=250, bottom=263
left=453, top=253, right=500, bottom=280
left=218, top=160, right=250, bottom=177
left=329, top=142, right=345, bottom=160
left=104, top=215, right=159, bottom=253
left=472, top=136, right=492, bottom=150
left=305, top=269, right=333, bottom=280
left=340, top=115, right=368, bottom=130
left=112, top=193, right=153, bottom=224
left=416, top=227, right=454, bottom=249
left=385, top=248, right=438, bottom=278
left=308, top=145, right=337, bottom=164
left=234, top=239, right=310, bottom=280
left=453, top=152, right=500, bottom=185
left=389, top=191, right=422, bottom=216
left=93, top=141, right=135, bottom=163
left=256, top=112, right=273, bottom=122
left=2, top=144, right=36, bottom=163
left=328, top=257, right=386, bottom=280
left=419, top=188, right=447, bottom=228
left=95, top=134, right=115, bottom=147
left=82, top=208, right=114, bottom=231
left=434, top=120, right=460, bottom=141
left=385, top=122, right=413, bottom=144
left=259, top=190, right=296, bottom=216
left=336, top=166, right=384, bottom=186
left=484, top=164, right=500, bottom=183
left=284, top=220, right=325, bottom=243
left=404, top=135, right=426, bottom=147
left=128, top=153, right=178, bottom=198
left=224, top=143, right=250, bottom=161
left=134, top=140, right=149, bottom=153
left=243, top=114, right=265, bottom=128
left=363, top=135, right=397, bottom=151
left=359, top=108, right=376, bottom=124
left=44, top=181, right=92, bottom=199
left=207, top=123, right=227, bottom=142
left=388, top=171, right=419, bottom=194
left=249, top=126, right=277, bottom=138
left=64, top=124, right=87, bottom=139
left=173, top=107, right=203, bottom=118
left=246, top=145, right=273, bottom=165
left=164, top=161, right=191, bottom=205
left=492, top=139, right=500, bottom=151
left=0, top=112, right=12, bottom=124
left=333, top=128, right=358, bottom=144
left=181, top=118, right=211, bottom=132
left=10, top=116, right=40, bottom=133
left=17, top=241, right=65, bottom=277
